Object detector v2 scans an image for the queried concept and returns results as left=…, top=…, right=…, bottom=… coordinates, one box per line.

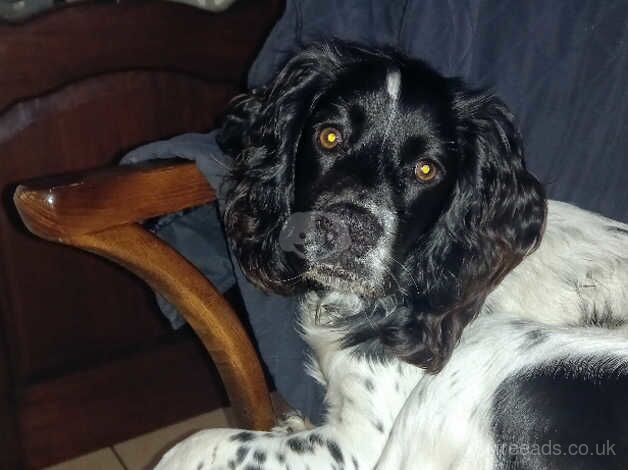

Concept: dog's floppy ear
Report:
left=220, top=45, right=339, bottom=294
left=381, top=85, right=547, bottom=372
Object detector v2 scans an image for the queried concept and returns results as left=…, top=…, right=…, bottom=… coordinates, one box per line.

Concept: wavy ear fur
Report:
left=380, top=85, right=547, bottom=372
left=220, top=44, right=351, bottom=294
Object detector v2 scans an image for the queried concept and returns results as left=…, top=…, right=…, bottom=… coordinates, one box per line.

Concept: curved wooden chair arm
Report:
left=13, top=160, right=215, bottom=240
left=13, top=160, right=274, bottom=431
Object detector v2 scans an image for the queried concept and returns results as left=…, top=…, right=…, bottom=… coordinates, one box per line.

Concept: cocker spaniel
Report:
left=156, top=42, right=628, bottom=470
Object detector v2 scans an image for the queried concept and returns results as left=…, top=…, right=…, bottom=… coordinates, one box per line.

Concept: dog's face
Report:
left=292, top=61, right=461, bottom=297
left=221, top=42, right=546, bottom=371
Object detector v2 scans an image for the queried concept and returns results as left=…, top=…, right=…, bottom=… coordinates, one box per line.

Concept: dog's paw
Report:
left=272, top=410, right=309, bottom=434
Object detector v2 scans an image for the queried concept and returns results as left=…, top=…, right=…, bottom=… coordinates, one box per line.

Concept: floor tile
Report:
left=114, top=408, right=234, bottom=470
left=42, top=448, right=125, bottom=470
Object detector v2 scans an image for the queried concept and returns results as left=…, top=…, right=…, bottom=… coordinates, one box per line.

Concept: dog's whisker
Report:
left=204, top=153, right=233, bottom=171
left=363, top=304, right=379, bottom=332
left=279, top=271, right=307, bottom=284
left=381, top=264, right=407, bottom=296
left=384, top=255, right=420, bottom=294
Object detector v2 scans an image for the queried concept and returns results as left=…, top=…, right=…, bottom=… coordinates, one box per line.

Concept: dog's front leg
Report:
left=155, top=424, right=378, bottom=470
left=155, top=359, right=420, bottom=469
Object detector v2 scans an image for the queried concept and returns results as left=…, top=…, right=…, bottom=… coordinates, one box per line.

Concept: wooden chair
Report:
left=13, top=159, right=275, bottom=431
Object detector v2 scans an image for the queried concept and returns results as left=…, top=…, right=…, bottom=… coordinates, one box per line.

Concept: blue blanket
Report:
left=123, top=0, right=628, bottom=422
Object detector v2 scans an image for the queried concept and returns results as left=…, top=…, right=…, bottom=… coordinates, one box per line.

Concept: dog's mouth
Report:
left=309, top=263, right=357, bottom=281
left=305, top=262, right=388, bottom=298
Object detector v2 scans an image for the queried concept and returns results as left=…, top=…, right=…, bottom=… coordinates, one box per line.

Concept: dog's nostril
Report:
left=314, top=217, right=339, bottom=242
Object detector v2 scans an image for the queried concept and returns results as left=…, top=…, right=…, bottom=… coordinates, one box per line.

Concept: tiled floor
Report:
left=44, top=407, right=234, bottom=470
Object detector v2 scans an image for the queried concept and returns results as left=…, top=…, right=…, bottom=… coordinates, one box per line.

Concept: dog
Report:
left=155, top=42, right=628, bottom=469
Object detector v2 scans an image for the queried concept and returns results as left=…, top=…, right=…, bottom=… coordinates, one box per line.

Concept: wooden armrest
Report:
left=14, top=159, right=215, bottom=241
left=13, top=161, right=274, bottom=431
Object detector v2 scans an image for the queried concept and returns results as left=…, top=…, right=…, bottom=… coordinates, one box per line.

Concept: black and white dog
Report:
left=156, top=42, right=628, bottom=469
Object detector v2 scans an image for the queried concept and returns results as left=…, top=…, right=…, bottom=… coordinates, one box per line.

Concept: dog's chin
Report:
left=305, top=263, right=388, bottom=298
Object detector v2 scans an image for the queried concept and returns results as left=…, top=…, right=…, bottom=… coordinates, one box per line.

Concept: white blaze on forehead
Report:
left=381, top=68, right=401, bottom=146
left=386, top=68, right=401, bottom=102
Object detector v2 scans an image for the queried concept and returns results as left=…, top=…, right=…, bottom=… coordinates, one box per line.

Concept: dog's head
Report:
left=221, top=42, right=546, bottom=372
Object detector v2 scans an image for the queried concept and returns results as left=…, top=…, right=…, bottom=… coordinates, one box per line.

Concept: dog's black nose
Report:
left=310, top=204, right=383, bottom=259
left=281, top=205, right=384, bottom=262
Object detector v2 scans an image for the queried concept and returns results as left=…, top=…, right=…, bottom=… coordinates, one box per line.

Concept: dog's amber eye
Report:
left=318, top=127, right=342, bottom=150
left=415, top=160, right=438, bottom=182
